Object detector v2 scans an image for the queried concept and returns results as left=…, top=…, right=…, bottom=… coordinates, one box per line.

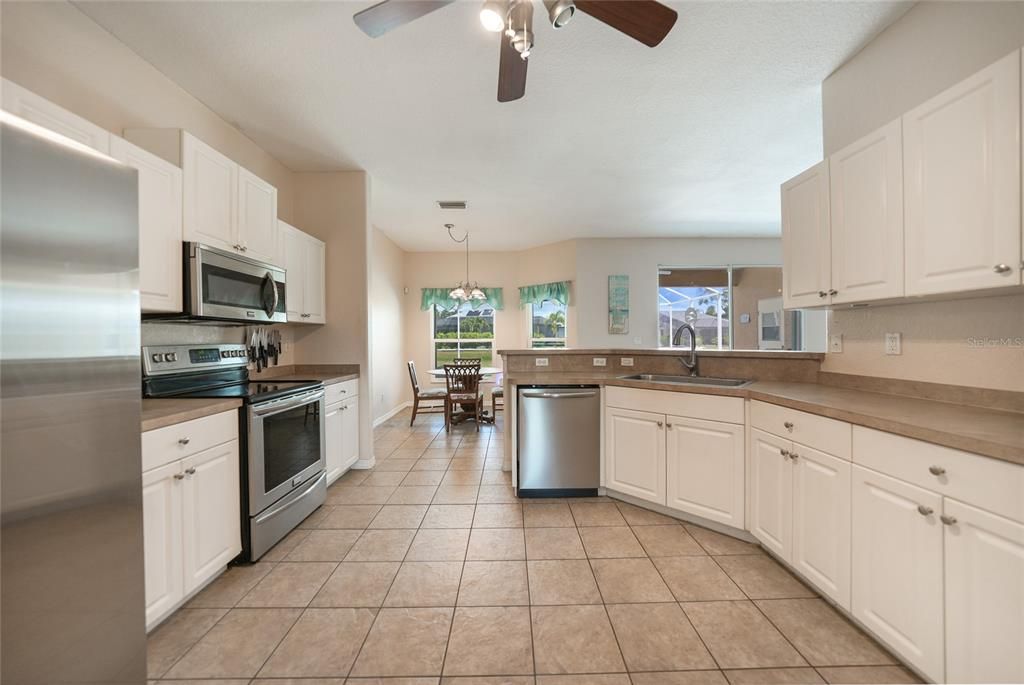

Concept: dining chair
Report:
left=443, top=363, right=483, bottom=432
left=452, top=358, right=481, bottom=367
left=407, top=361, right=447, bottom=426
left=491, top=373, right=504, bottom=417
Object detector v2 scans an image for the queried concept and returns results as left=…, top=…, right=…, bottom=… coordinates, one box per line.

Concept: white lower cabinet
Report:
left=749, top=428, right=793, bottom=559
left=667, top=416, right=744, bottom=527
left=142, top=412, right=240, bottom=631
left=852, top=465, right=944, bottom=682
left=325, top=391, right=361, bottom=485
left=943, top=499, right=1024, bottom=684
left=604, top=407, right=666, bottom=505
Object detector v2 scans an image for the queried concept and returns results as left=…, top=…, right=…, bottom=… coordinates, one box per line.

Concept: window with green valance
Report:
left=420, top=287, right=505, bottom=311
left=518, top=281, right=571, bottom=308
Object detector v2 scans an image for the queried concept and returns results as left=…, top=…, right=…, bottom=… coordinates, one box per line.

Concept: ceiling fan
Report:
left=352, top=0, right=678, bottom=102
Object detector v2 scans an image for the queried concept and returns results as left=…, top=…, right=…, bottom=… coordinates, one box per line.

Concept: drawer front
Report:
left=605, top=386, right=744, bottom=424
left=142, top=410, right=238, bottom=472
left=326, top=378, right=359, bottom=405
left=853, top=426, right=1024, bottom=523
left=750, top=400, right=851, bottom=460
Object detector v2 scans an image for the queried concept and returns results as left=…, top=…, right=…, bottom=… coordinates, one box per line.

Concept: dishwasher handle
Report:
left=521, top=390, right=599, bottom=399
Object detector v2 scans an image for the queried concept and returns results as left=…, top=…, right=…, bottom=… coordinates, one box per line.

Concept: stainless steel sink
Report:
left=619, top=374, right=752, bottom=388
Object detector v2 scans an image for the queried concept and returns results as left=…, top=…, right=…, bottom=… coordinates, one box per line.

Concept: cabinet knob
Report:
left=940, top=514, right=957, bottom=526
left=173, top=473, right=185, bottom=481
left=789, top=452, right=799, bottom=461
left=185, top=467, right=196, bottom=476
left=779, top=448, right=790, bottom=458
left=928, top=465, right=946, bottom=476
left=783, top=421, right=794, bottom=431
left=656, top=421, right=663, bottom=428
left=828, top=289, right=838, bottom=296
left=665, top=422, right=672, bottom=428
left=993, top=264, right=1012, bottom=274
left=917, top=504, right=934, bottom=516
left=233, top=243, right=242, bottom=251
left=818, top=291, right=827, bottom=298
left=178, top=437, right=190, bottom=445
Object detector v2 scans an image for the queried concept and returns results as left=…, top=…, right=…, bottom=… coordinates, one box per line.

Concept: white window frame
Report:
left=527, top=300, right=568, bottom=349
left=430, top=302, right=496, bottom=378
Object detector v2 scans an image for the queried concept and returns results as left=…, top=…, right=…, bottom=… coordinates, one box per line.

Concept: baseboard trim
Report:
left=373, top=401, right=413, bottom=427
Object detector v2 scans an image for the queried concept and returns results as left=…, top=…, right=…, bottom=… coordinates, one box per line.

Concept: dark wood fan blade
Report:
left=353, top=0, right=455, bottom=38
left=574, top=1, right=677, bottom=47
left=497, top=35, right=527, bottom=103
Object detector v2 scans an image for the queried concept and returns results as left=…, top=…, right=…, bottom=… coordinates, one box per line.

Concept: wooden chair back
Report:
left=444, top=364, right=481, bottom=397
left=452, top=358, right=481, bottom=367
left=407, top=361, right=421, bottom=395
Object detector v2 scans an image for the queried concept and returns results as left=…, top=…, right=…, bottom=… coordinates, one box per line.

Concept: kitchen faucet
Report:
left=672, top=322, right=698, bottom=376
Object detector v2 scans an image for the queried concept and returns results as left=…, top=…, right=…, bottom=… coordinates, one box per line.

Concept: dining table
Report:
left=428, top=366, right=502, bottom=424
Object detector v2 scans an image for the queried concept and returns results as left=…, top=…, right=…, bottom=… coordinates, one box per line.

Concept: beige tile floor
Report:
left=147, top=409, right=922, bottom=685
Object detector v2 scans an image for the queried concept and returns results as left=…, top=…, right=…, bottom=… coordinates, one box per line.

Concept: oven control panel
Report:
left=142, top=344, right=248, bottom=377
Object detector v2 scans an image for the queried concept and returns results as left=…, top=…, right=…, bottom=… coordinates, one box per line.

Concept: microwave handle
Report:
left=263, top=271, right=279, bottom=318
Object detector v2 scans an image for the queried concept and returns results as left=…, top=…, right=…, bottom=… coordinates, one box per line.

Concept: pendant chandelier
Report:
left=447, top=223, right=486, bottom=302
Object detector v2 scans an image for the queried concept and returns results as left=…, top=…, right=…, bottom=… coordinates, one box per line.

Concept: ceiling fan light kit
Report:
left=353, top=0, right=678, bottom=102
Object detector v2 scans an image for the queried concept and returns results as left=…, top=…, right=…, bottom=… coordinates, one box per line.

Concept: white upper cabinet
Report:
left=903, top=50, right=1021, bottom=295
left=829, top=119, right=905, bottom=303
left=943, top=498, right=1024, bottom=684
left=2, top=78, right=110, bottom=154
left=605, top=406, right=666, bottom=505
left=665, top=415, right=744, bottom=528
left=183, top=133, right=237, bottom=251
left=281, top=220, right=327, bottom=324
left=109, top=137, right=183, bottom=313
left=782, top=161, right=831, bottom=308
left=236, top=166, right=279, bottom=264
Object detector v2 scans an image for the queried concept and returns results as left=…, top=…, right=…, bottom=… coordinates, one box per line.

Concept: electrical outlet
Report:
left=620, top=357, right=634, bottom=367
left=534, top=357, right=549, bottom=367
left=885, top=332, right=902, bottom=355
left=829, top=334, right=843, bottom=353
left=593, top=357, right=607, bottom=367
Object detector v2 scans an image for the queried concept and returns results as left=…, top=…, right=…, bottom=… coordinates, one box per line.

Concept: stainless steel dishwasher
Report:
left=517, top=385, right=601, bottom=497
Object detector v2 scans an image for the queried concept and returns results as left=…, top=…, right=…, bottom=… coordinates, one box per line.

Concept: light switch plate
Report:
left=620, top=357, right=634, bottom=367
left=535, top=357, right=549, bottom=367
left=885, top=333, right=902, bottom=355
left=593, top=357, right=607, bottom=367
left=632, top=337, right=642, bottom=345
left=829, top=334, right=843, bottom=353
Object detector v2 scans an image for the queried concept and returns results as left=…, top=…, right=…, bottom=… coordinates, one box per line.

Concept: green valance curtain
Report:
left=420, top=287, right=505, bottom=311
left=518, top=281, right=571, bottom=308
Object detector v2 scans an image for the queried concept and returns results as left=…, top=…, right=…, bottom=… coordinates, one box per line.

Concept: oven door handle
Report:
left=251, top=389, right=325, bottom=417
left=254, top=471, right=326, bottom=525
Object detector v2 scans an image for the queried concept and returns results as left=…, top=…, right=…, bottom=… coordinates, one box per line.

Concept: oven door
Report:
left=189, top=243, right=287, bottom=323
left=247, top=388, right=326, bottom=515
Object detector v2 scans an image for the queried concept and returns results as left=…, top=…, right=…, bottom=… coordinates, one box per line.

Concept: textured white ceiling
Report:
left=77, top=0, right=909, bottom=251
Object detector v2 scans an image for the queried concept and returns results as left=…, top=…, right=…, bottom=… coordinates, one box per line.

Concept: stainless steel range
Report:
left=143, top=343, right=326, bottom=561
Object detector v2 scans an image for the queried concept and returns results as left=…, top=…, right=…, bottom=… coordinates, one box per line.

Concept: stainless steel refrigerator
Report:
left=1, top=117, right=146, bottom=683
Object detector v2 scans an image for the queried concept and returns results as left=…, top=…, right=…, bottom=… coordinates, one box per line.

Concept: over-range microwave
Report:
left=170, top=242, right=287, bottom=324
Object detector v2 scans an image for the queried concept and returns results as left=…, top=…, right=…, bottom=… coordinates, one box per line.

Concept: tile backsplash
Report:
left=141, top=322, right=295, bottom=367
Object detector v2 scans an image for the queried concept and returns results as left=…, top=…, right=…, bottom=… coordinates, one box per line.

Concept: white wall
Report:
left=371, top=228, right=410, bottom=421
left=819, top=2, right=1024, bottom=391
left=573, top=238, right=782, bottom=348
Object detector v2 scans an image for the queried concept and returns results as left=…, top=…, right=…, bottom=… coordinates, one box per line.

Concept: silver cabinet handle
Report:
left=828, top=289, right=838, bottom=296
left=779, top=448, right=790, bottom=458
left=818, top=290, right=827, bottom=298
left=173, top=473, right=185, bottom=480
left=185, top=467, right=196, bottom=476
left=993, top=264, right=1012, bottom=274
left=233, top=243, right=242, bottom=251
left=178, top=437, right=190, bottom=445
left=917, top=505, right=934, bottom=516
left=789, top=452, right=799, bottom=461
left=928, top=465, right=946, bottom=476
left=783, top=421, right=794, bottom=431
left=940, top=515, right=957, bottom=526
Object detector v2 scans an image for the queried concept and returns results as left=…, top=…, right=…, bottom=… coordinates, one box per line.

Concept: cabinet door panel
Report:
left=605, top=407, right=666, bottom=505
left=749, top=428, right=792, bottom=559
left=791, top=445, right=851, bottom=609
left=341, top=398, right=361, bottom=471
left=325, top=402, right=344, bottom=484
left=782, top=161, right=831, bottom=308
left=142, top=462, right=183, bottom=630
left=110, top=137, right=183, bottom=313
left=305, top=236, right=326, bottom=324
left=182, top=441, right=240, bottom=594
left=851, top=466, right=944, bottom=682
left=666, top=416, right=743, bottom=527
left=183, top=134, right=237, bottom=251
left=281, top=222, right=306, bottom=320
left=903, top=50, right=1021, bottom=294
left=237, top=167, right=278, bottom=265
left=829, top=119, right=904, bottom=303
left=944, top=498, right=1024, bottom=684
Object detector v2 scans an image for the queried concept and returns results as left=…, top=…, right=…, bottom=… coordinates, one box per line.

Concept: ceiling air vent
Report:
left=437, top=200, right=467, bottom=210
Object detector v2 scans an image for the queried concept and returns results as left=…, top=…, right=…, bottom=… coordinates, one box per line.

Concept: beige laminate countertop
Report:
left=141, top=398, right=242, bottom=432
left=504, top=374, right=1024, bottom=465
left=262, top=372, right=359, bottom=385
